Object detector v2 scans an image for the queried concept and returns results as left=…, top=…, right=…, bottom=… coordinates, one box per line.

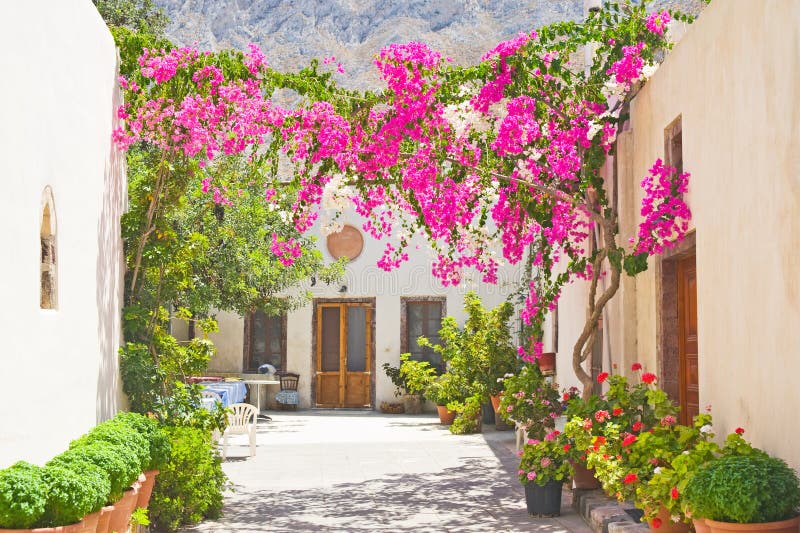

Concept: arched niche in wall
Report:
left=40, top=186, right=58, bottom=309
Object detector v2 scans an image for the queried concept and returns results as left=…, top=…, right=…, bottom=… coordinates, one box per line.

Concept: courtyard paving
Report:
left=181, top=410, right=591, bottom=533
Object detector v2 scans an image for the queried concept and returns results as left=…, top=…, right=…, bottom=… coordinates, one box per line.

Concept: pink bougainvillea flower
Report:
left=646, top=10, right=671, bottom=35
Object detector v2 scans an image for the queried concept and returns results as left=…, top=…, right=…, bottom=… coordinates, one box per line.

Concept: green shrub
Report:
left=448, top=395, right=482, bottom=435
left=50, top=441, right=139, bottom=502
left=398, top=354, right=436, bottom=397
left=684, top=454, right=800, bottom=523
left=150, top=426, right=226, bottom=532
left=112, top=412, right=172, bottom=470
left=0, top=461, right=47, bottom=528
left=73, top=419, right=150, bottom=473
left=39, top=463, right=109, bottom=527
left=424, top=372, right=470, bottom=406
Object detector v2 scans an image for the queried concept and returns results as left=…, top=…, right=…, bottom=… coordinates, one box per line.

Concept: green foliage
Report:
left=131, top=507, right=150, bottom=526
left=420, top=292, right=520, bottom=398
left=0, top=461, right=47, bottom=529
left=111, top=412, right=172, bottom=470
left=149, top=426, right=226, bottom=532
left=93, top=0, right=168, bottom=37
left=684, top=454, right=800, bottom=523
left=518, top=431, right=573, bottom=486
left=398, top=353, right=437, bottom=396
left=75, top=419, right=151, bottom=474
left=40, top=464, right=109, bottom=527
left=382, top=361, right=408, bottom=397
left=53, top=441, right=139, bottom=503
left=424, top=372, right=471, bottom=406
left=448, top=394, right=483, bottom=435
left=498, top=364, right=561, bottom=440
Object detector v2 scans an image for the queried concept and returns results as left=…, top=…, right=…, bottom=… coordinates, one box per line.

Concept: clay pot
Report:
left=136, top=470, right=160, bottom=510
left=0, top=511, right=101, bottom=533
left=537, top=352, right=556, bottom=373
left=693, top=518, right=711, bottom=533
left=490, top=394, right=502, bottom=413
left=647, top=506, right=690, bottom=533
left=705, top=516, right=800, bottom=533
left=571, top=461, right=602, bottom=489
left=436, top=405, right=457, bottom=425
left=107, top=484, right=139, bottom=533
left=95, top=505, right=114, bottom=533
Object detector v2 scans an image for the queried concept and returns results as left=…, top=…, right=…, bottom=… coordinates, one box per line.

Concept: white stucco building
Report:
left=546, top=1, right=800, bottom=467
left=0, top=1, right=126, bottom=467
left=176, top=214, right=526, bottom=409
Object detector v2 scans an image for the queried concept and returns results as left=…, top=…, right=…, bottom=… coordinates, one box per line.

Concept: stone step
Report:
left=573, top=489, right=650, bottom=533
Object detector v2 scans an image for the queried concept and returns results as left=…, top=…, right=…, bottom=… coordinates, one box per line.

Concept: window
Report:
left=243, top=310, right=286, bottom=372
left=664, top=116, right=683, bottom=174
left=402, top=298, right=445, bottom=371
left=40, top=187, right=57, bottom=309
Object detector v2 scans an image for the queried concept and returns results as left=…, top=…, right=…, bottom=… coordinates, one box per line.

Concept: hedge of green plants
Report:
left=0, top=412, right=170, bottom=529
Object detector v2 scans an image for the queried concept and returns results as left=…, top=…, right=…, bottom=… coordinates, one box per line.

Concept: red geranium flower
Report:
left=735, top=427, right=745, bottom=435
left=641, top=372, right=657, bottom=384
left=652, top=518, right=662, bottom=529
left=671, top=487, right=680, bottom=499
left=563, top=393, right=571, bottom=401
left=632, top=421, right=644, bottom=432
left=622, top=434, right=637, bottom=447
left=597, top=372, right=609, bottom=383
left=595, top=410, right=610, bottom=423
left=592, top=436, right=606, bottom=451
left=612, top=407, right=623, bottom=416
left=631, top=362, right=642, bottom=371
left=582, top=418, right=593, bottom=430
left=623, top=473, right=638, bottom=484
left=563, top=444, right=571, bottom=452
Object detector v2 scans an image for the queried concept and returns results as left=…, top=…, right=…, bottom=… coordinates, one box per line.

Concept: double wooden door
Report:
left=677, top=255, right=699, bottom=425
left=315, top=302, right=372, bottom=407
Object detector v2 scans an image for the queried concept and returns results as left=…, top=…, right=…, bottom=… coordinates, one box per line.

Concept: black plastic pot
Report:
left=481, top=402, right=495, bottom=424
left=524, top=480, right=563, bottom=516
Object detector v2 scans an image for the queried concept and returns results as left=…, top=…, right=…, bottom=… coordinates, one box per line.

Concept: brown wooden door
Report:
left=316, top=303, right=371, bottom=407
left=677, top=255, right=699, bottom=425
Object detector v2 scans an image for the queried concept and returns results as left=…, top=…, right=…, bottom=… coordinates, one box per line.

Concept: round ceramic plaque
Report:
left=326, top=224, right=364, bottom=260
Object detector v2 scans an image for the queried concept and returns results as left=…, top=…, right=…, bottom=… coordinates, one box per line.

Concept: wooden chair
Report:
left=275, top=372, right=300, bottom=410
left=222, top=403, right=258, bottom=459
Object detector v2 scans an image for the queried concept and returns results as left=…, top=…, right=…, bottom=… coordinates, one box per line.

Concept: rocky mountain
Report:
left=155, top=0, right=706, bottom=90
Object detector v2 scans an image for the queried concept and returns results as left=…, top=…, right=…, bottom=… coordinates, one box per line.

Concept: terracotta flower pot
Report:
left=647, top=506, right=689, bottom=533
left=537, top=352, right=556, bottom=373
left=693, top=518, right=711, bottom=533
left=77, top=511, right=99, bottom=533
left=436, top=405, right=457, bottom=425
left=136, top=470, right=160, bottom=510
left=0, top=516, right=95, bottom=533
left=705, top=515, right=800, bottom=533
left=571, top=461, right=601, bottom=489
left=95, top=505, right=114, bottom=533
left=490, top=394, right=502, bottom=413
left=107, top=484, right=139, bottom=533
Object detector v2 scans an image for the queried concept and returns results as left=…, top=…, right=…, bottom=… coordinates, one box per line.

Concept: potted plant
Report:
left=0, top=461, right=48, bottom=531
left=447, top=394, right=483, bottom=435
left=381, top=361, right=408, bottom=413
left=398, top=353, right=436, bottom=414
left=683, top=453, right=800, bottom=533
left=112, top=412, right=171, bottom=509
left=498, top=363, right=561, bottom=440
left=425, top=372, right=470, bottom=425
left=518, top=430, right=572, bottom=516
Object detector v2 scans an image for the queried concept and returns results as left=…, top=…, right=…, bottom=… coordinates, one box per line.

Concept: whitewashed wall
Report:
left=0, top=1, right=126, bottom=467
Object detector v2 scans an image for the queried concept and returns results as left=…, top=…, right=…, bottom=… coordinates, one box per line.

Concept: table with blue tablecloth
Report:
left=199, top=380, right=248, bottom=408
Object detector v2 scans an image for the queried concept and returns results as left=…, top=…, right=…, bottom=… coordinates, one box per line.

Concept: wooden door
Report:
left=316, top=303, right=371, bottom=407
left=677, top=255, right=699, bottom=425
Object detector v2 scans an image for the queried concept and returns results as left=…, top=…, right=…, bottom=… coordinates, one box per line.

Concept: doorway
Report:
left=314, top=300, right=374, bottom=408
left=677, top=254, right=699, bottom=425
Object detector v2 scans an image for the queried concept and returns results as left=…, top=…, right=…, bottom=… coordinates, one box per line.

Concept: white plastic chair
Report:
left=222, top=403, right=258, bottom=459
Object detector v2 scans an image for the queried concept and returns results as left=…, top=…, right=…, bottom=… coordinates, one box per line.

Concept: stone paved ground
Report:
left=180, top=410, right=592, bottom=533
